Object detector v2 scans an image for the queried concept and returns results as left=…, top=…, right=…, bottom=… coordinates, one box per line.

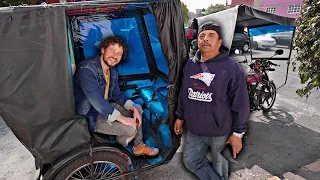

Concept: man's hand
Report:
left=131, top=106, right=142, bottom=127
left=174, top=119, right=184, bottom=135
left=125, top=117, right=137, bottom=129
left=226, top=134, right=242, bottom=159
left=118, top=115, right=136, bottom=130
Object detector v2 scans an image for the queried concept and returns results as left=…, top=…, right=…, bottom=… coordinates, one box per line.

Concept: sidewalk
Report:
left=229, top=159, right=320, bottom=180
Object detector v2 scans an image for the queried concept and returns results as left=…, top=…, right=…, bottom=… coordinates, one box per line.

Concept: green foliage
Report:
left=0, top=0, right=34, bottom=7
left=206, top=4, right=228, bottom=15
left=293, top=0, right=320, bottom=98
left=181, top=2, right=189, bottom=23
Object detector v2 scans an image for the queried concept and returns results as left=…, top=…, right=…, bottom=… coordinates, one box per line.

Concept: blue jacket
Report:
left=176, top=50, right=250, bottom=136
left=73, top=56, right=134, bottom=130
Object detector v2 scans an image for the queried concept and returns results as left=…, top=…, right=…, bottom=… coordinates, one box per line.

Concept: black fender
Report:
left=42, top=143, right=133, bottom=180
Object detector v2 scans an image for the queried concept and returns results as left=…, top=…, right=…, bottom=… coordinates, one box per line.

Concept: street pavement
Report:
left=0, top=47, right=319, bottom=179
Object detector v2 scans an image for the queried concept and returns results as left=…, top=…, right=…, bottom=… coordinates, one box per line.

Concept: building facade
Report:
left=187, top=9, right=206, bottom=24
left=230, top=0, right=255, bottom=7
left=230, top=0, right=302, bottom=18
left=259, top=0, right=302, bottom=18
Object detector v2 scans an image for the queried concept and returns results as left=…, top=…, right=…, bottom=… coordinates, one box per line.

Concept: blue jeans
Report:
left=183, top=131, right=229, bottom=180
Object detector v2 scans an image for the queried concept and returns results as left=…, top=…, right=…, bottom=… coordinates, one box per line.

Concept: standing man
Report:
left=74, top=36, right=159, bottom=157
left=174, top=21, right=250, bottom=179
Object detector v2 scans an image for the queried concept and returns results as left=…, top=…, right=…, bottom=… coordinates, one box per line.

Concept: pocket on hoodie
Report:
left=184, top=109, right=221, bottom=136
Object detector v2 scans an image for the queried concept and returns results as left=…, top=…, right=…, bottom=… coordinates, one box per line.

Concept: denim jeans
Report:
left=183, top=131, right=229, bottom=180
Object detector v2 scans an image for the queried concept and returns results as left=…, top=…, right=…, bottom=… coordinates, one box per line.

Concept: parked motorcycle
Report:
left=235, top=49, right=283, bottom=112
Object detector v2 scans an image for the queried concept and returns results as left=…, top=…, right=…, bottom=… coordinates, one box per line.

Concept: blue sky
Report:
left=181, top=0, right=232, bottom=13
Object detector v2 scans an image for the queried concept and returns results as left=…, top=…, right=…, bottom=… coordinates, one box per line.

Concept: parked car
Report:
left=231, top=33, right=250, bottom=52
left=250, top=35, right=276, bottom=50
left=270, top=31, right=293, bottom=48
left=249, top=29, right=276, bottom=50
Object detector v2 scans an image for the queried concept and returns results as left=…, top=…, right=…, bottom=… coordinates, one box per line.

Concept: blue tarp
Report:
left=249, top=24, right=294, bottom=36
left=74, top=13, right=168, bottom=76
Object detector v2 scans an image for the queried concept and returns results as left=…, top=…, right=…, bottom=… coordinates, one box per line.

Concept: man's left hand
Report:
left=226, top=134, right=242, bottom=159
left=131, top=106, right=142, bottom=127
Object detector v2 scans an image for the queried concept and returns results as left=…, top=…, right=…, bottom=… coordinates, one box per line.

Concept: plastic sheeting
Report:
left=196, top=7, right=239, bottom=51
left=70, top=14, right=167, bottom=76
left=149, top=0, right=189, bottom=127
left=0, top=7, right=90, bottom=168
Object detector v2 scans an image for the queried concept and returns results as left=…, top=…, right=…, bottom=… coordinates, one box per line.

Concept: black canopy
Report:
left=236, top=4, right=296, bottom=28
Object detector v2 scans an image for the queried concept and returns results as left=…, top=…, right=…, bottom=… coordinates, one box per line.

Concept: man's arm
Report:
left=176, top=87, right=185, bottom=121
left=226, top=69, right=250, bottom=158
left=111, top=73, right=143, bottom=126
left=228, top=70, right=250, bottom=133
left=77, top=67, right=120, bottom=122
left=111, top=72, right=143, bottom=112
left=174, top=90, right=185, bottom=135
left=174, top=78, right=186, bottom=135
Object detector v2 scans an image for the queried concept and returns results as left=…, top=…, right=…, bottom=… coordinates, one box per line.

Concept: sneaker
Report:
left=133, top=144, right=159, bottom=157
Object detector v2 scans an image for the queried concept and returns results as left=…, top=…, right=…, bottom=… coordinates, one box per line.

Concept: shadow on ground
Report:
left=138, top=105, right=320, bottom=179
left=228, top=106, right=320, bottom=178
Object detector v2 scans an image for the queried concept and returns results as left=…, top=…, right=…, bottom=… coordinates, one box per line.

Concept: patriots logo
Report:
left=190, top=72, right=215, bottom=86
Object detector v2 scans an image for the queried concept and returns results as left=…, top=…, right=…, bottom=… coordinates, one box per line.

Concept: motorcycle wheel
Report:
left=52, top=151, right=133, bottom=180
left=261, top=81, right=276, bottom=112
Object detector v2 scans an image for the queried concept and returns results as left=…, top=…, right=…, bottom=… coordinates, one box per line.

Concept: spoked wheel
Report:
left=261, top=81, right=276, bottom=112
left=53, top=152, right=133, bottom=180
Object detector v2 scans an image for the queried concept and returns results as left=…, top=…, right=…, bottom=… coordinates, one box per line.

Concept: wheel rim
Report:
left=252, top=42, right=258, bottom=49
left=243, top=44, right=249, bottom=52
left=261, top=82, right=276, bottom=109
left=66, top=161, right=124, bottom=180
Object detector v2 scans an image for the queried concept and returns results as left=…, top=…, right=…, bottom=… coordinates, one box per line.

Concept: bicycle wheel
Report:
left=52, top=151, right=133, bottom=180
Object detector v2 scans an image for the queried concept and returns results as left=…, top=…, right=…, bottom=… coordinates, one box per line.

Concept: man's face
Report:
left=100, top=44, right=123, bottom=67
left=197, top=30, right=222, bottom=53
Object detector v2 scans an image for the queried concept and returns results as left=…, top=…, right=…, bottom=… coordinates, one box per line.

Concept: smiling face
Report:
left=198, top=30, right=222, bottom=54
left=100, top=43, right=123, bottom=67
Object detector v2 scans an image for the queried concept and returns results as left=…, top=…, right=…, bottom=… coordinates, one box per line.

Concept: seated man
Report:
left=73, top=36, right=159, bottom=156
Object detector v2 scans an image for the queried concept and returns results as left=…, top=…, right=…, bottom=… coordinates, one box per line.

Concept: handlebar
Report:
left=258, top=59, right=280, bottom=67
left=269, top=61, right=280, bottom=67
left=236, top=49, right=283, bottom=68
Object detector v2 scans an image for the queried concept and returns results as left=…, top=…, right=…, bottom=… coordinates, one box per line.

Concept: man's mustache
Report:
left=200, top=42, right=211, bottom=47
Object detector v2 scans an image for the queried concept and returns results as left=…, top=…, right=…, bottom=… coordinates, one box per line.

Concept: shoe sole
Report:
left=133, top=152, right=160, bottom=157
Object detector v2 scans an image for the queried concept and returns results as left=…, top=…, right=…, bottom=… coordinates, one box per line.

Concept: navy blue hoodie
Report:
left=176, top=50, right=250, bottom=136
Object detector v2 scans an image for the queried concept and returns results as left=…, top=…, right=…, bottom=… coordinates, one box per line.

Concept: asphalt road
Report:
left=0, top=47, right=319, bottom=180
